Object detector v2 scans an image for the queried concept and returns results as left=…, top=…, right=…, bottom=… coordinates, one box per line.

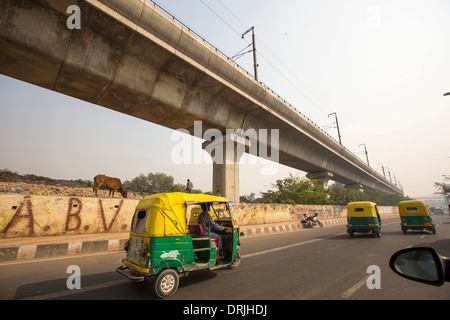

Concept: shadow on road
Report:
left=13, top=268, right=219, bottom=300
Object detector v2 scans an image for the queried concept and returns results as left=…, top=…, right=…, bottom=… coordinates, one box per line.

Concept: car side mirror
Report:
left=389, top=247, right=450, bottom=286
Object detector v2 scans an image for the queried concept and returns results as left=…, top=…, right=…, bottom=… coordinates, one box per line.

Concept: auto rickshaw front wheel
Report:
left=155, top=269, right=179, bottom=299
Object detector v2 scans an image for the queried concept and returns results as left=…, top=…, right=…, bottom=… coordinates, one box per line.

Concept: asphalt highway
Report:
left=1, top=215, right=449, bottom=301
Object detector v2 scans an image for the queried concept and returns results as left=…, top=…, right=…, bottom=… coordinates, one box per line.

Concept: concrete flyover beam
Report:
left=0, top=0, right=403, bottom=196
left=306, top=171, right=334, bottom=190
left=344, top=183, right=364, bottom=192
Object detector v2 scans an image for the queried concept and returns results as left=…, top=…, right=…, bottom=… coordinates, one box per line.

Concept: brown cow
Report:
left=93, top=174, right=127, bottom=198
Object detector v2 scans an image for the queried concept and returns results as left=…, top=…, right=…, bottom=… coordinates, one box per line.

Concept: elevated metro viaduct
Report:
left=0, top=0, right=402, bottom=201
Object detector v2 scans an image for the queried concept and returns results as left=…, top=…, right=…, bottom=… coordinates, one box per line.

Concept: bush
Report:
left=260, top=174, right=405, bottom=205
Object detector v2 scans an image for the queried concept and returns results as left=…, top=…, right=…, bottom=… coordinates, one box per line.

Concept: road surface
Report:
left=1, top=215, right=449, bottom=301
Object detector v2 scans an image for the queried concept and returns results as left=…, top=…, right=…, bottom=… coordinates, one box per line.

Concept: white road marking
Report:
left=241, top=234, right=346, bottom=259
left=341, top=274, right=371, bottom=299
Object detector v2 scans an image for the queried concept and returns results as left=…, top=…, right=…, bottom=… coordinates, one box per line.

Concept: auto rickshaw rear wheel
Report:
left=155, top=269, right=179, bottom=299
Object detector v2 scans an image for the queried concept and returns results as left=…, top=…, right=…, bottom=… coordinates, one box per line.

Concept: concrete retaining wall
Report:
left=231, top=203, right=398, bottom=226
left=0, top=194, right=398, bottom=238
left=0, top=194, right=139, bottom=238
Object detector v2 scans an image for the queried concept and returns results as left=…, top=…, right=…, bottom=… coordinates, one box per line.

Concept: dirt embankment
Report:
left=0, top=170, right=144, bottom=200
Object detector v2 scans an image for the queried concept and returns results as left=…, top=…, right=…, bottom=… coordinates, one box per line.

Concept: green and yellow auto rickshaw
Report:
left=346, top=201, right=381, bottom=237
left=398, top=200, right=436, bottom=234
left=116, top=192, right=241, bottom=298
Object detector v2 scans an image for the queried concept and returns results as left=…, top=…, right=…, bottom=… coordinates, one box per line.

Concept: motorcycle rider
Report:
left=312, top=213, right=323, bottom=227
left=300, top=214, right=307, bottom=224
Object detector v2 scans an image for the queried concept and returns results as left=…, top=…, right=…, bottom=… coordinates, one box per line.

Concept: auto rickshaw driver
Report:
left=197, top=203, right=226, bottom=252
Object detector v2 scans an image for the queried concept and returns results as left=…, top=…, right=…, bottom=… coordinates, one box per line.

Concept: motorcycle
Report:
left=304, top=215, right=323, bottom=228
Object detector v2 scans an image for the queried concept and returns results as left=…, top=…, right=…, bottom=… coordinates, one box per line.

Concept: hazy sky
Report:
left=1, top=0, right=449, bottom=199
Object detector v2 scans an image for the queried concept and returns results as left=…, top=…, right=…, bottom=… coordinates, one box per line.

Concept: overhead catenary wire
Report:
left=153, top=0, right=396, bottom=183
left=211, top=0, right=391, bottom=172
left=213, top=0, right=329, bottom=118
left=213, top=0, right=372, bottom=150
left=199, top=0, right=243, bottom=38
left=198, top=0, right=326, bottom=117
left=211, top=0, right=399, bottom=182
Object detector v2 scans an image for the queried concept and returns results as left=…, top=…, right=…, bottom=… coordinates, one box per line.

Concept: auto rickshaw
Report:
left=116, top=192, right=241, bottom=298
left=346, top=201, right=381, bottom=237
left=398, top=200, right=436, bottom=234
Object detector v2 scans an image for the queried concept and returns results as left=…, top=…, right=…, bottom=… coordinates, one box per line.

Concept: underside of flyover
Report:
left=0, top=0, right=402, bottom=201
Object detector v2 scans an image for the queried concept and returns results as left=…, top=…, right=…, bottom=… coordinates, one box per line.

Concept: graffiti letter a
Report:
left=1, top=196, right=35, bottom=236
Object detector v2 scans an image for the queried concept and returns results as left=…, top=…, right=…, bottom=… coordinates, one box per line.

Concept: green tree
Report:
left=328, top=183, right=368, bottom=205
left=260, top=174, right=329, bottom=205
left=124, top=172, right=190, bottom=194
left=434, top=176, right=450, bottom=196
left=123, top=172, right=205, bottom=195
left=363, top=189, right=405, bottom=206
left=260, top=174, right=405, bottom=206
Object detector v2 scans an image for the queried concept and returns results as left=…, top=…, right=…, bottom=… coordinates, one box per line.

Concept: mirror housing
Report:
left=389, top=247, right=450, bottom=286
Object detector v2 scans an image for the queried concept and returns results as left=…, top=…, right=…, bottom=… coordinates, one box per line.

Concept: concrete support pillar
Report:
left=345, top=183, right=364, bottom=192
left=202, top=132, right=250, bottom=202
left=306, top=171, right=334, bottom=190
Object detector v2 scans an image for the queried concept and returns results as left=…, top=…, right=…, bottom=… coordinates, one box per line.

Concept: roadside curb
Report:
left=0, top=237, right=129, bottom=262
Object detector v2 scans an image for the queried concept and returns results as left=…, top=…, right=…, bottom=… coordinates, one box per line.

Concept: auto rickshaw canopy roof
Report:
left=133, top=192, right=229, bottom=237
left=346, top=201, right=378, bottom=217
left=398, top=200, right=430, bottom=216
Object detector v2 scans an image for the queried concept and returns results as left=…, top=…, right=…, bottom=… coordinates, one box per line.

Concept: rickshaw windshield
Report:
left=211, top=202, right=231, bottom=221
left=185, top=201, right=232, bottom=224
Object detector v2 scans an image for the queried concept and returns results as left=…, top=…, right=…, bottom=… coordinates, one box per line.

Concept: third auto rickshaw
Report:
left=398, top=200, right=436, bottom=234
left=116, top=192, right=241, bottom=298
left=346, top=201, right=382, bottom=237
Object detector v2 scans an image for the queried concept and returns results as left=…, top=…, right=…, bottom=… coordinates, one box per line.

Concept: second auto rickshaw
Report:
left=398, top=200, right=436, bottom=234
left=116, top=192, right=241, bottom=298
left=346, top=201, right=381, bottom=237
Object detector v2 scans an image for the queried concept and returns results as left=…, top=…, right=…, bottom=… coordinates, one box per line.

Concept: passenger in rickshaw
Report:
left=197, top=203, right=226, bottom=251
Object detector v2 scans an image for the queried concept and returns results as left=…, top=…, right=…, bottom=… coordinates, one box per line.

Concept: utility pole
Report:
left=378, top=163, right=386, bottom=178
left=328, top=112, right=342, bottom=145
left=359, top=143, right=370, bottom=167
left=242, top=27, right=258, bottom=81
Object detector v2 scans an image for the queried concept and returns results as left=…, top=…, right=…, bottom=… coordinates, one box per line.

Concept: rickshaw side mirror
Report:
left=389, top=247, right=450, bottom=286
